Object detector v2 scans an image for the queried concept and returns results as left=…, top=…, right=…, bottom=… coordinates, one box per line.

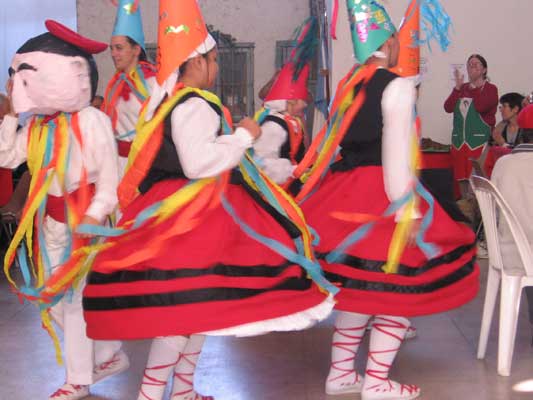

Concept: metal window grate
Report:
left=145, top=44, right=157, bottom=65
left=145, top=42, right=255, bottom=122
left=214, top=42, right=255, bottom=122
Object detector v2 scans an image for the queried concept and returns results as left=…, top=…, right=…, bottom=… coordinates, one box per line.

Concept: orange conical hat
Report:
left=156, top=0, right=208, bottom=85
left=391, top=0, right=420, bottom=77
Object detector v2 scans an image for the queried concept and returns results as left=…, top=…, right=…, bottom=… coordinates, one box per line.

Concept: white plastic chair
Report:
left=470, top=175, right=533, bottom=376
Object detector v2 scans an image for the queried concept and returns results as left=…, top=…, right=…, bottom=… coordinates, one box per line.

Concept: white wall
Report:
left=77, top=0, right=309, bottom=107
left=331, top=0, right=533, bottom=144
left=0, top=1, right=77, bottom=92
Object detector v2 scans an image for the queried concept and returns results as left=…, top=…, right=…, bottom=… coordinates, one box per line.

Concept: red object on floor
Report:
left=0, top=168, right=13, bottom=206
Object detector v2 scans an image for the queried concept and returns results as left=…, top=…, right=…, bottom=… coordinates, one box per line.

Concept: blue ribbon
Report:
left=221, top=195, right=339, bottom=295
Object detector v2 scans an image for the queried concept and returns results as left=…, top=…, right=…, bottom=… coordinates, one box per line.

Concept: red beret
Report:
left=518, top=104, right=533, bottom=129
left=45, top=20, right=107, bottom=55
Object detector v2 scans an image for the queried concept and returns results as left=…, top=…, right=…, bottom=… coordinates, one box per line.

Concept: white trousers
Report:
left=44, top=216, right=121, bottom=385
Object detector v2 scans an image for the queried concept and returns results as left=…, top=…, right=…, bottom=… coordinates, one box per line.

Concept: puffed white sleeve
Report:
left=253, top=120, right=296, bottom=184
left=382, top=77, right=421, bottom=220
left=171, top=97, right=253, bottom=179
left=0, top=115, right=28, bottom=168
left=82, top=109, right=119, bottom=222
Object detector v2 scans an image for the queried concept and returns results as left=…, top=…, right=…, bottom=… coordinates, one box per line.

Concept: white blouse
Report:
left=170, top=97, right=253, bottom=179
left=253, top=111, right=297, bottom=184
left=381, top=75, right=420, bottom=220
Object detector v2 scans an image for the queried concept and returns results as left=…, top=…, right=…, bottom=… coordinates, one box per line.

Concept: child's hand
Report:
left=454, top=68, right=464, bottom=90
left=238, top=117, right=261, bottom=140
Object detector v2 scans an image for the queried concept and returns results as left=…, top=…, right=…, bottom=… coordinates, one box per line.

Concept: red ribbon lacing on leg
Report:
left=139, top=360, right=179, bottom=400
left=365, top=317, right=419, bottom=395
left=171, top=351, right=213, bottom=399
left=328, top=322, right=368, bottom=385
left=365, top=317, right=418, bottom=394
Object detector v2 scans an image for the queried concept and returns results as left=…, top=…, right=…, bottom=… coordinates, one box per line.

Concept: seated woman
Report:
left=492, top=92, right=525, bottom=147
left=484, top=93, right=525, bottom=177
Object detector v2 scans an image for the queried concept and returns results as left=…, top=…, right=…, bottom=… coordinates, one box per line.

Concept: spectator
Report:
left=491, top=104, right=533, bottom=341
left=493, top=92, right=525, bottom=147
left=444, top=54, right=498, bottom=197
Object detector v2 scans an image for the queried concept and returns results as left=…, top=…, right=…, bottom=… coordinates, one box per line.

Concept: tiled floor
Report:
left=2, top=259, right=533, bottom=400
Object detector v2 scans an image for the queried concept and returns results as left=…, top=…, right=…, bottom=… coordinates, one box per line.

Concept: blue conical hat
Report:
left=346, top=0, right=396, bottom=63
left=112, top=0, right=146, bottom=50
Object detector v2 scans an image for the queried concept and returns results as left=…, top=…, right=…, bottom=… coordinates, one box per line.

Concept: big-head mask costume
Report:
left=9, top=20, right=107, bottom=115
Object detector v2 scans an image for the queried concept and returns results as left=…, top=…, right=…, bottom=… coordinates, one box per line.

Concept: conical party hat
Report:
left=156, top=0, right=209, bottom=85
left=265, top=64, right=311, bottom=102
left=264, top=17, right=318, bottom=102
left=346, top=0, right=396, bottom=64
left=390, top=0, right=420, bottom=77
left=112, top=0, right=146, bottom=50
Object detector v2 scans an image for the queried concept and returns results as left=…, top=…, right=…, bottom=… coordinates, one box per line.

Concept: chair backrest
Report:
left=470, top=158, right=487, bottom=178
left=470, top=175, right=533, bottom=277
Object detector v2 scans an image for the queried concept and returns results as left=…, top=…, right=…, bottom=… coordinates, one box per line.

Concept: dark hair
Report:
left=468, top=54, right=488, bottom=79
left=126, top=36, right=147, bottom=62
left=178, top=59, right=190, bottom=77
left=178, top=52, right=210, bottom=77
left=500, top=92, right=525, bottom=111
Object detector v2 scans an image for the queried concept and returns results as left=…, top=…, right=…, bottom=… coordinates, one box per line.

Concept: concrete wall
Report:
left=331, top=0, right=533, bottom=144
left=77, top=0, right=310, bottom=108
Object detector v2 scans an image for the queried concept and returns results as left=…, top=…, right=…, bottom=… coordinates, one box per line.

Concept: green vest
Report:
left=451, top=98, right=491, bottom=150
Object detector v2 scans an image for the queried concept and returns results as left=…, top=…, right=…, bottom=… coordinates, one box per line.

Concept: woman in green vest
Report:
left=444, top=54, right=498, bottom=198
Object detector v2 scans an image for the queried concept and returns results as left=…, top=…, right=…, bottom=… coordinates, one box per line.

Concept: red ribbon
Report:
left=331, top=0, right=339, bottom=40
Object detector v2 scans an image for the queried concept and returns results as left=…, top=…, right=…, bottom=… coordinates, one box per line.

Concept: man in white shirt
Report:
left=0, top=21, right=127, bottom=400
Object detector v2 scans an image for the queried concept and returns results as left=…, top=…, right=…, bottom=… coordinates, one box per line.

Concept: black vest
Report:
left=332, top=69, right=398, bottom=172
left=139, top=92, right=223, bottom=194
left=261, top=115, right=306, bottom=164
left=138, top=94, right=302, bottom=238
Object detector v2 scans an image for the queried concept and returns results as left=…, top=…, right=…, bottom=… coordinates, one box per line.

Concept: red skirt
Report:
left=301, top=166, right=479, bottom=317
left=83, top=179, right=330, bottom=340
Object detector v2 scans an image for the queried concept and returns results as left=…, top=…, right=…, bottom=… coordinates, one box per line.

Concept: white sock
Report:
left=137, top=336, right=188, bottom=400
left=326, top=312, right=371, bottom=391
left=171, top=335, right=207, bottom=399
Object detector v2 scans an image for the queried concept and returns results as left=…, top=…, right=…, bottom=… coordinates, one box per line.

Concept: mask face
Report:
left=10, top=51, right=91, bottom=115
